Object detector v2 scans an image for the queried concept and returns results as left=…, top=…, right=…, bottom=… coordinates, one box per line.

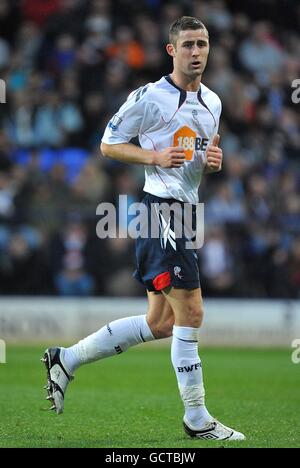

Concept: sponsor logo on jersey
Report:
left=173, top=126, right=209, bottom=160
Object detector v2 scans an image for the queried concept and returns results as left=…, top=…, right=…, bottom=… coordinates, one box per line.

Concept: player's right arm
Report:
left=100, top=85, right=185, bottom=168
left=101, top=142, right=185, bottom=168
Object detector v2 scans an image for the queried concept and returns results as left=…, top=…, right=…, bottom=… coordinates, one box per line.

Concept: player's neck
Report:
left=170, top=72, right=201, bottom=92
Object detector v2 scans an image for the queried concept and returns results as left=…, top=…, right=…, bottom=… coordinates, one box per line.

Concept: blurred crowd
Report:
left=0, top=0, right=299, bottom=298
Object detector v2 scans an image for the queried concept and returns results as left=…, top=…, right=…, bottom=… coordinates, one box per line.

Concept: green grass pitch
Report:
left=0, top=345, right=299, bottom=448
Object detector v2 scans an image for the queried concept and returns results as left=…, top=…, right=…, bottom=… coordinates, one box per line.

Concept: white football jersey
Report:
left=102, top=75, right=222, bottom=204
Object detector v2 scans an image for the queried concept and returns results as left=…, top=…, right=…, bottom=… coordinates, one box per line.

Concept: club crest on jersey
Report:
left=173, top=126, right=209, bottom=160
left=108, top=114, right=123, bottom=131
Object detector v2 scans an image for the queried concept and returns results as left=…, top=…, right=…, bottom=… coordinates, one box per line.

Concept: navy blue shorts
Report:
left=133, top=193, right=200, bottom=292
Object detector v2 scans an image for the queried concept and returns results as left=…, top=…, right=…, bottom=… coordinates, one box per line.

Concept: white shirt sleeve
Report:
left=102, top=85, right=153, bottom=145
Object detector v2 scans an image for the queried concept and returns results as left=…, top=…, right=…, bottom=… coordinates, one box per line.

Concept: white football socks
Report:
left=63, top=315, right=155, bottom=374
left=171, top=325, right=212, bottom=429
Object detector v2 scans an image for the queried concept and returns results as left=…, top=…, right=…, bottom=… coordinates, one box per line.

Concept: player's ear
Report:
left=166, top=43, right=176, bottom=57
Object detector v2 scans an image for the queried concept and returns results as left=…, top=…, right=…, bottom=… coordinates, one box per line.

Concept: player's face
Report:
left=169, top=29, right=210, bottom=79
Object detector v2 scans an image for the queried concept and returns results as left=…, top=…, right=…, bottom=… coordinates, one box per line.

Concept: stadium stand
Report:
left=0, top=0, right=299, bottom=298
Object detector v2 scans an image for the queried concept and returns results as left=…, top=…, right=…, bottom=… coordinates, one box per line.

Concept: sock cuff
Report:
left=139, top=315, right=155, bottom=342
left=173, top=326, right=199, bottom=342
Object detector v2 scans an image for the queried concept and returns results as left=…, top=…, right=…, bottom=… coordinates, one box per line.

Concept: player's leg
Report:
left=162, top=287, right=209, bottom=426
left=42, top=291, right=173, bottom=414
left=146, top=291, right=174, bottom=339
left=162, top=286, right=245, bottom=441
left=64, top=292, right=173, bottom=370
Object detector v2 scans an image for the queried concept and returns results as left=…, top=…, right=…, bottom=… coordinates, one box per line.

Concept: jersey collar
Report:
left=164, top=75, right=216, bottom=126
left=164, top=75, right=204, bottom=110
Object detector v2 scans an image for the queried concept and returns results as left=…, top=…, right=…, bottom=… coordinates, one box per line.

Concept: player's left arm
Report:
left=204, top=134, right=222, bottom=174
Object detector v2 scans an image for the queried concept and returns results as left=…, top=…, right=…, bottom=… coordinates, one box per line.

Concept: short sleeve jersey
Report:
left=102, top=75, right=222, bottom=204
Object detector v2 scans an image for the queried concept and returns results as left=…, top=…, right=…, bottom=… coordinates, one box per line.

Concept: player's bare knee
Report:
left=187, top=305, right=204, bottom=328
left=157, top=326, right=172, bottom=338
left=146, top=316, right=161, bottom=338
left=154, top=322, right=173, bottom=338
left=160, top=318, right=174, bottom=338
left=146, top=317, right=173, bottom=339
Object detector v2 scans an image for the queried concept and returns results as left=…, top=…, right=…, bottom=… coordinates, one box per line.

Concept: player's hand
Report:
left=153, top=147, right=186, bottom=168
left=205, top=134, right=222, bottom=173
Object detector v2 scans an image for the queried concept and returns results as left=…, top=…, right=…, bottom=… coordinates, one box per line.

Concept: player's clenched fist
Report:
left=153, top=147, right=186, bottom=168
left=205, top=134, right=222, bottom=172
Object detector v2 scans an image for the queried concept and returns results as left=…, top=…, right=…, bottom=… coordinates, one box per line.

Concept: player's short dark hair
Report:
left=169, top=16, right=207, bottom=46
